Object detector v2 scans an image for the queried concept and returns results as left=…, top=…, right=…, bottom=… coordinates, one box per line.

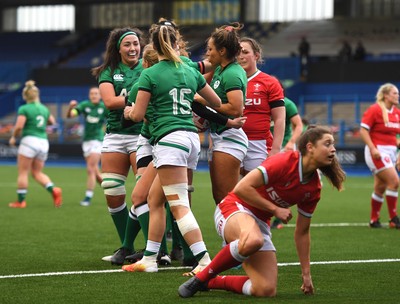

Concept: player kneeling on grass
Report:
left=178, top=126, right=346, bottom=298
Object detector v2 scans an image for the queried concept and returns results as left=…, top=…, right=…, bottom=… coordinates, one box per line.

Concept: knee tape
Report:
left=162, top=183, right=189, bottom=207
left=176, top=211, right=199, bottom=236
left=101, top=173, right=126, bottom=196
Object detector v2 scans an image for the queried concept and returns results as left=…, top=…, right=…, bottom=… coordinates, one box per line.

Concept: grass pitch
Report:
left=0, top=165, right=399, bottom=303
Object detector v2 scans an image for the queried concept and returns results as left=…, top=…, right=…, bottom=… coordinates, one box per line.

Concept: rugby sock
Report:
left=144, top=240, right=160, bottom=257
left=208, top=275, right=251, bottom=295
left=45, top=182, right=54, bottom=193
left=17, top=189, right=27, bottom=203
left=196, top=240, right=246, bottom=282
left=83, top=190, right=94, bottom=203
left=122, top=207, right=141, bottom=251
left=371, top=192, right=384, bottom=222
left=136, top=203, right=149, bottom=242
left=109, top=203, right=129, bottom=243
left=385, top=189, right=398, bottom=219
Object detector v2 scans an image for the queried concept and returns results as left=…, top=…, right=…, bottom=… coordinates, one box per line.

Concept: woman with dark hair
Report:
left=179, top=126, right=346, bottom=298
left=92, top=27, right=145, bottom=264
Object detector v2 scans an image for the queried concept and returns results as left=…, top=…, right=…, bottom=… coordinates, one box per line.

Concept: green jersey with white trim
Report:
left=137, top=60, right=206, bottom=144
left=17, top=102, right=50, bottom=139
left=75, top=100, right=108, bottom=141
left=209, top=62, right=247, bottom=134
left=98, top=61, right=143, bottom=135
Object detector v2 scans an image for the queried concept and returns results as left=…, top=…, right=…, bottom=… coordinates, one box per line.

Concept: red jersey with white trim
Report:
left=361, top=103, right=400, bottom=146
left=219, top=151, right=321, bottom=224
left=242, top=71, right=284, bottom=140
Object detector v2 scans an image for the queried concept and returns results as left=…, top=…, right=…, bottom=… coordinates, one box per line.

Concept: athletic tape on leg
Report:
left=176, top=211, right=199, bottom=236
left=162, top=183, right=189, bottom=207
left=101, top=173, right=126, bottom=196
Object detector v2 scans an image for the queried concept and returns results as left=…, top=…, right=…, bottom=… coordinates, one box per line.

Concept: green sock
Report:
left=122, top=208, right=141, bottom=252
left=17, top=189, right=27, bottom=203
left=45, top=183, right=54, bottom=193
left=110, top=204, right=129, bottom=243
left=167, top=204, right=181, bottom=250
left=137, top=203, right=150, bottom=244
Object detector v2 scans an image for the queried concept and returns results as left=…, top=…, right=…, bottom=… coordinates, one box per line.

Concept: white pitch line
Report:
left=1, top=259, right=400, bottom=280
left=284, top=222, right=371, bottom=228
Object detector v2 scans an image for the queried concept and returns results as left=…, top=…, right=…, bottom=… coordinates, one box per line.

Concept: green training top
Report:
left=98, top=61, right=143, bottom=135
left=74, top=100, right=108, bottom=141
left=209, top=61, right=247, bottom=134
left=137, top=60, right=206, bottom=144
left=17, top=101, right=51, bottom=139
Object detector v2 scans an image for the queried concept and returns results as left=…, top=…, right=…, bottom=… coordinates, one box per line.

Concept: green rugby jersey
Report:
left=74, top=100, right=108, bottom=141
left=98, top=61, right=143, bottom=135
left=209, top=62, right=247, bottom=134
left=270, top=97, right=299, bottom=147
left=137, top=60, right=206, bottom=144
left=17, top=101, right=50, bottom=139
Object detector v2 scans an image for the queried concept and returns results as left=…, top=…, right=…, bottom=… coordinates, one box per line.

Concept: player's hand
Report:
left=370, top=147, right=380, bottom=160
left=9, top=136, right=16, bottom=147
left=301, top=274, right=314, bottom=295
left=69, top=100, right=78, bottom=107
left=274, top=208, right=292, bottom=224
left=227, top=116, right=246, bottom=129
left=284, top=141, right=295, bottom=151
left=124, top=106, right=133, bottom=119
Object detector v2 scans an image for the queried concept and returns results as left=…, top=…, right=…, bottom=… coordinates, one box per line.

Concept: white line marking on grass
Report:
left=1, top=259, right=400, bottom=280
left=284, top=222, right=370, bottom=228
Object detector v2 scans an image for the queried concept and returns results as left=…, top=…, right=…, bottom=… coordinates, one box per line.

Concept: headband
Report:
left=117, top=31, right=138, bottom=49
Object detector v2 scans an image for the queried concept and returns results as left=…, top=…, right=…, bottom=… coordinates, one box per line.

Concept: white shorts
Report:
left=152, top=131, right=200, bottom=170
left=242, top=139, right=268, bottom=172
left=18, top=136, right=49, bottom=161
left=364, top=145, right=397, bottom=174
left=214, top=201, right=276, bottom=252
left=82, top=140, right=102, bottom=157
left=209, top=128, right=248, bottom=162
left=101, top=133, right=139, bottom=155
left=136, top=134, right=153, bottom=163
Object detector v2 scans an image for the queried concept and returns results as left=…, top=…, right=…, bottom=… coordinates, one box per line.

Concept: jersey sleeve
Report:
left=285, top=98, right=299, bottom=119
left=195, top=69, right=206, bottom=91
left=223, top=68, right=245, bottom=93
left=297, top=195, right=320, bottom=218
left=360, top=105, right=376, bottom=130
left=128, top=82, right=139, bottom=105
left=98, top=68, right=112, bottom=85
left=74, top=101, right=85, bottom=114
left=257, top=154, right=287, bottom=185
left=268, top=77, right=284, bottom=102
left=137, top=70, right=152, bottom=93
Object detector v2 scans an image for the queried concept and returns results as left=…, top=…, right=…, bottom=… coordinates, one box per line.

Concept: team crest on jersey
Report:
left=254, top=83, right=261, bottom=91
left=113, top=74, right=124, bottom=81
left=98, top=108, right=104, bottom=114
left=85, top=107, right=91, bottom=113
left=213, top=80, right=220, bottom=89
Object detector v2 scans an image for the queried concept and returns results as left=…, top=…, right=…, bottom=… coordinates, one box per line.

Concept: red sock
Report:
left=371, top=193, right=384, bottom=222
left=208, top=275, right=249, bottom=294
left=196, top=242, right=243, bottom=282
left=385, top=190, right=398, bottom=219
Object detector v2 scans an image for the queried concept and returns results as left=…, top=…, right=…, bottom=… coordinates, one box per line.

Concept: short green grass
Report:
left=0, top=165, right=399, bottom=304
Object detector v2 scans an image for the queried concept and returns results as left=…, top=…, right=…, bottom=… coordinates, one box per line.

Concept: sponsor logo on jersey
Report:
left=85, top=107, right=91, bottom=113
left=213, top=80, right=220, bottom=89
left=113, top=74, right=124, bottom=81
left=98, top=108, right=104, bottom=114
left=87, top=115, right=100, bottom=123
left=266, top=186, right=290, bottom=207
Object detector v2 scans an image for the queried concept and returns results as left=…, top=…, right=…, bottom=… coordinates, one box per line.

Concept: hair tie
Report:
left=117, top=31, right=138, bottom=50
left=157, top=20, right=177, bottom=29
left=225, top=26, right=234, bottom=32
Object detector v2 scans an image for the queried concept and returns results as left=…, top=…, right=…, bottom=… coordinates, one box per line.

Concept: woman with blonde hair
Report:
left=122, top=23, right=221, bottom=273
left=360, top=83, right=400, bottom=228
left=8, top=80, right=62, bottom=208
